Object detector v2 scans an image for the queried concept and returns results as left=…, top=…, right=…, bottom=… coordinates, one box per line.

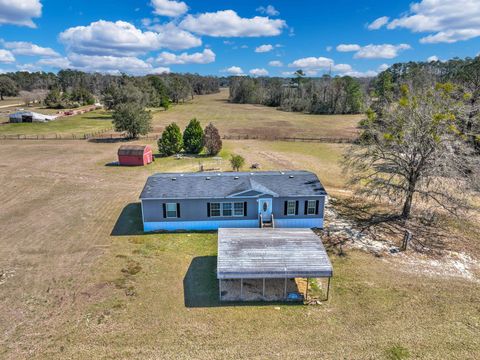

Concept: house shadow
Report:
left=183, top=256, right=303, bottom=308
left=111, top=203, right=144, bottom=236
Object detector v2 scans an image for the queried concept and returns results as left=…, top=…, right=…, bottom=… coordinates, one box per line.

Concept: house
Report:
left=118, top=145, right=153, bottom=166
left=9, top=111, right=57, bottom=123
left=140, top=171, right=327, bottom=232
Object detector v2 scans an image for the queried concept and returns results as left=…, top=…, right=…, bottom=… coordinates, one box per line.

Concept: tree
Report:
left=230, top=154, right=245, bottom=172
left=183, top=118, right=204, bottom=154
left=344, top=84, right=479, bottom=220
left=0, top=76, right=18, bottom=100
left=44, top=88, right=63, bottom=108
left=158, top=122, right=183, bottom=156
left=204, top=123, right=222, bottom=156
left=112, top=102, right=152, bottom=139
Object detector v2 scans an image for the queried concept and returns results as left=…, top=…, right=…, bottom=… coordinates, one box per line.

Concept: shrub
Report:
left=183, top=118, right=204, bottom=154
left=112, top=102, right=152, bottom=139
left=158, top=122, right=183, bottom=156
left=230, top=154, right=245, bottom=171
left=204, top=122, right=222, bottom=156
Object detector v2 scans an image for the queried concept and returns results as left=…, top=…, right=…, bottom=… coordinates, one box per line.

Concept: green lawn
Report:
left=40, top=220, right=480, bottom=359
left=0, top=110, right=113, bottom=136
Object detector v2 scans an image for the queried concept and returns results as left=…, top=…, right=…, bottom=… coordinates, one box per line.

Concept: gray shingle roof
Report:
left=140, top=171, right=326, bottom=199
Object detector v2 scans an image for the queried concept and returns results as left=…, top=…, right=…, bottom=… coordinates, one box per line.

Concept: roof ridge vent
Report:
left=289, top=175, right=294, bottom=178
left=172, top=177, right=177, bottom=181
left=234, top=176, right=239, bottom=180
left=206, top=176, right=211, bottom=180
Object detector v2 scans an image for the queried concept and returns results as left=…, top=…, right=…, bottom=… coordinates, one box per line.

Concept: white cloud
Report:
left=150, top=0, right=188, bottom=17
left=344, top=70, right=378, bottom=78
left=427, top=55, right=439, bottom=62
left=268, top=60, right=283, bottom=67
left=4, top=41, right=59, bottom=57
left=367, top=16, right=389, bottom=30
left=156, top=48, right=215, bottom=65
left=256, top=5, right=279, bottom=17
left=143, top=22, right=202, bottom=50
left=223, top=66, right=244, bottom=75
left=386, top=0, right=480, bottom=43
left=66, top=53, right=170, bottom=75
left=249, top=68, right=269, bottom=76
left=354, top=44, right=411, bottom=59
left=0, top=49, right=15, bottom=63
left=333, top=63, right=353, bottom=73
left=180, top=10, right=287, bottom=37
left=326, top=46, right=333, bottom=52
left=0, top=0, right=42, bottom=28
left=60, top=20, right=200, bottom=56
left=255, top=44, right=274, bottom=53
left=336, top=44, right=361, bottom=52
left=377, top=63, right=390, bottom=71
left=288, top=56, right=334, bottom=69
left=37, top=57, right=71, bottom=68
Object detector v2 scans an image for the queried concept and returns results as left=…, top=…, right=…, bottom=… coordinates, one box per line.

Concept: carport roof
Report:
left=217, top=228, right=333, bottom=279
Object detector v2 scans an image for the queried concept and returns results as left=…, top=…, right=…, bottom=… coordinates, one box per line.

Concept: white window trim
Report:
left=307, top=200, right=317, bottom=215
left=210, top=202, right=244, bottom=217
left=166, top=203, right=178, bottom=218
left=287, top=200, right=296, bottom=216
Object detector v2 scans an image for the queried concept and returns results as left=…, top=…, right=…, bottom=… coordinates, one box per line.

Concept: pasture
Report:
left=0, top=91, right=479, bottom=359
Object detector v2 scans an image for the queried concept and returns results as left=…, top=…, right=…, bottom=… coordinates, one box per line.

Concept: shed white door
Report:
left=258, top=198, right=272, bottom=221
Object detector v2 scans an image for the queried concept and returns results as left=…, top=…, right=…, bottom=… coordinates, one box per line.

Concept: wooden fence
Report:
left=0, top=130, right=355, bottom=144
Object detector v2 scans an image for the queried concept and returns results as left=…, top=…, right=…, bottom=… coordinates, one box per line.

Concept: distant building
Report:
left=118, top=145, right=153, bottom=166
left=9, top=111, right=57, bottom=123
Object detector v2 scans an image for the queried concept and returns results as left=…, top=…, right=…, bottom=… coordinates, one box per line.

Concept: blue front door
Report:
left=258, top=198, right=272, bottom=221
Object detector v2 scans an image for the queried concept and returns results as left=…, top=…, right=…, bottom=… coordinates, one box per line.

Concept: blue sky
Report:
left=0, top=0, right=479, bottom=76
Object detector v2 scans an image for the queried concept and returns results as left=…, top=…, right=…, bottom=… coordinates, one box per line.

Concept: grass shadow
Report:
left=183, top=256, right=304, bottom=308
left=111, top=203, right=144, bottom=236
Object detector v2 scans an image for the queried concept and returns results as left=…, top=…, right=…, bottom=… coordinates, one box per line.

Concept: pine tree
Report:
left=183, top=118, right=204, bottom=154
left=158, top=122, right=183, bottom=156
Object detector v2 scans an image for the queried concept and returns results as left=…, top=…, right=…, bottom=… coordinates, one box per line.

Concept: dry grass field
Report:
left=0, top=92, right=479, bottom=359
left=150, top=89, right=362, bottom=139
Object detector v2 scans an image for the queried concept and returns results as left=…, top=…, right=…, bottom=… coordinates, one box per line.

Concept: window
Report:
left=166, top=203, right=178, bottom=218
left=287, top=200, right=296, bottom=216
left=210, top=202, right=244, bottom=217
left=210, top=203, right=221, bottom=217
left=234, top=202, right=244, bottom=216
left=222, top=203, right=232, bottom=217
left=307, top=200, right=317, bottom=215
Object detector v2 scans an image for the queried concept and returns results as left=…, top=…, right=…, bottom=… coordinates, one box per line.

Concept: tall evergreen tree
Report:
left=204, top=123, right=222, bottom=156
left=183, top=118, right=204, bottom=154
left=158, top=122, right=183, bottom=156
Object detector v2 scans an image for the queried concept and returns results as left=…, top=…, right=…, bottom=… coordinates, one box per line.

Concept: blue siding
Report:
left=144, top=219, right=259, bottom=232
left=143, top=218, right=323, bottom=232
left=274, top=218, right=323, bottom=229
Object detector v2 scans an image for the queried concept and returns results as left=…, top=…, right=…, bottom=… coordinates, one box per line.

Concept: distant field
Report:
left=151, top=88, right=363, bottom=139
left=0, top=110, right=112, bottom=137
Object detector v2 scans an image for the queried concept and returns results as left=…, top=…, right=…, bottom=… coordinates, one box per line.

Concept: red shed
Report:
left=118, top=145, right=153, bottom=166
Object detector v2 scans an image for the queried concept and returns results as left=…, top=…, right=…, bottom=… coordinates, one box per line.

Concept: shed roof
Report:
left=217, top=228, right=333, bottom=279
left=140, top=171, right=326, bottom=199
left=118, top=145, right=150, bottom=156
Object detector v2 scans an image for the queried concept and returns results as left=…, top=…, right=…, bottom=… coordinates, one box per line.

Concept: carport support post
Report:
left=240, top=278, right=243, bottom=300
left=325, top=277, right=331, bottom=301
left=284, top=277, right=287, bottom=299
left=262, top=278, right=265, bottom=298
left=305, top=278, right=309, bottom=301
left=219, top=279, right=222, bottom=301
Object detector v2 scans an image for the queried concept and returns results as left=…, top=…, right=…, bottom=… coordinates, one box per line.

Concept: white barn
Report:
left=9, top=111, right=57, bottom=123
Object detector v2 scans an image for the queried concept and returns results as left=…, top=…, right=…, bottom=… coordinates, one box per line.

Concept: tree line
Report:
left=229, top=72, right=366, bottom=114
left=0, top=70, right=220, bottom=108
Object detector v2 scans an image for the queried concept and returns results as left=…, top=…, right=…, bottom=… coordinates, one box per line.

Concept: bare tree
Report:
left=344, top=84, right=479, bottom=219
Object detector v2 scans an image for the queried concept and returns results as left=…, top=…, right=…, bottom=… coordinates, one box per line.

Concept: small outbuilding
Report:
left=9, top=111, right=57, bottom=123
left=118, top=145, right=153, bottom=166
